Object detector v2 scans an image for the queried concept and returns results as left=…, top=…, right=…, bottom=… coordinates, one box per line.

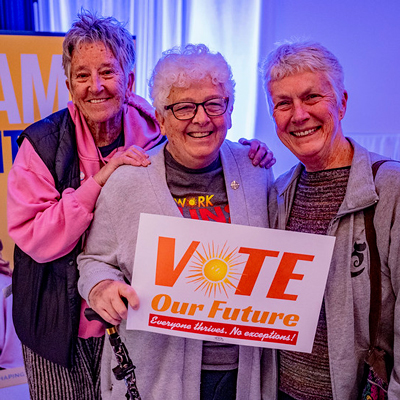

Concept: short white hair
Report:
left=260, top=40, right=345, bottom=113
left=149, top=43, right=235, bottom=115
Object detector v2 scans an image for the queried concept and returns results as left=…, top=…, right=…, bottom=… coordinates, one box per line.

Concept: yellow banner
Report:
left=0, top=33, right=68, bottom=266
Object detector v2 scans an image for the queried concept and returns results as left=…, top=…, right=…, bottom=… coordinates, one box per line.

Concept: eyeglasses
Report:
left=164, top=97, right=229, bottom=120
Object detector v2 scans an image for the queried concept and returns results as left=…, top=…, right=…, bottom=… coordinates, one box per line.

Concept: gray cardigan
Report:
left=265, top=138, right=400, bottom=399
left=78, top=140, right=274, bottom=400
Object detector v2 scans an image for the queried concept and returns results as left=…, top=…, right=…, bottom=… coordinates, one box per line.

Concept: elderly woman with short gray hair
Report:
left=7, top=11, right=163, bottom=400
left=78, top=43, right=274, bottom=400
left=262, top=41, right=400, bottom=399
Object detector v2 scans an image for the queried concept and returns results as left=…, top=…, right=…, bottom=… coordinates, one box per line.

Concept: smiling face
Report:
left=66, top=41, right=133, bottom=139
left=269, top=70, right=352, bottom=171
left=157, top=77, right=232, bottom=169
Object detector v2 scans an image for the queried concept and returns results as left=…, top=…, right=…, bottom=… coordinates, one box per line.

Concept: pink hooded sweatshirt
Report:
left=7, top=93, right=162, bottom=337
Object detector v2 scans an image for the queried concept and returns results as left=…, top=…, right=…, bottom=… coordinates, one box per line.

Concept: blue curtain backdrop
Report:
left=0, top=0, right=35, bottom=30
left=3, top=0, right=400, bottom=176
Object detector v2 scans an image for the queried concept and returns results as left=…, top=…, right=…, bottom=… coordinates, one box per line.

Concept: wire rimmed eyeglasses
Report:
left=164, top=97, right=229, bottom=120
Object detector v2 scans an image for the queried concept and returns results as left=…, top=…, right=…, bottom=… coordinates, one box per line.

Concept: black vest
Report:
left=12, top=108, right=83, bottom=368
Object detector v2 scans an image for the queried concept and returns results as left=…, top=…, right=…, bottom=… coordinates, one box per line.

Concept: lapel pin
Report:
left=230, top=181, right=239, bottom=190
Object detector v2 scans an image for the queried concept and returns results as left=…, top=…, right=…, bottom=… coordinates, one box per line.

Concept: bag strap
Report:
left=366, top=160, right=396, bottom=347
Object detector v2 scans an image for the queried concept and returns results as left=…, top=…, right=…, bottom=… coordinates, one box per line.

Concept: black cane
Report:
left=84, top=308, right=141, bottom=400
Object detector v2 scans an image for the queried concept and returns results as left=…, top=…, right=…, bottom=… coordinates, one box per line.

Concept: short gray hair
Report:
left=62, top=10, right=135, bottom=81
left=149, top=44, right=235, bottom=115
left=260, top=40, right=345, bottom=113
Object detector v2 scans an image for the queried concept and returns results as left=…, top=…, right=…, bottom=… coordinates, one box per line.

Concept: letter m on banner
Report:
left=21, top=54, right=69, bottom=123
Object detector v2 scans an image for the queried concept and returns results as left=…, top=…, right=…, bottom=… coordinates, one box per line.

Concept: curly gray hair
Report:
left=149, top=44, right=235, bottom=115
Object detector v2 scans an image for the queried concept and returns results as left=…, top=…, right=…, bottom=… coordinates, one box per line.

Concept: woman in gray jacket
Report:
left=78, top=44, right=274, bottom=400
left=261, top=40, right=400, bottom=399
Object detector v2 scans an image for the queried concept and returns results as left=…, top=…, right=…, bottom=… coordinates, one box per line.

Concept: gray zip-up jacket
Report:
left=78, top=140, right=274, bottom=400
left=265, top=138, right=400, bottom=399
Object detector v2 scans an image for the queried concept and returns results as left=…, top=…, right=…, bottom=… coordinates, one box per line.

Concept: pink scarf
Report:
left=68, top=92, right=162, bottom=180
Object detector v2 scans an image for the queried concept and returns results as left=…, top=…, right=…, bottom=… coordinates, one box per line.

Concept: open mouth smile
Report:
left=290, top=127, right=321, bottom=137
left=187, top=131, right=213, bottom=138
left=88, top=98, right=108, bottom=104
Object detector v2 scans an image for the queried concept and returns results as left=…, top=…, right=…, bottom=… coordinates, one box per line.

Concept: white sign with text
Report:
left=127, top=214, right=335, bottom=352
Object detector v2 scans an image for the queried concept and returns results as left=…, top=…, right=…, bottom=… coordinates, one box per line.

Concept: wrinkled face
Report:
left=269, top=71, right=347, bottom=168
left=66, top=41, right=133, bottom=131
left=157, top=77, right=232, bottom=169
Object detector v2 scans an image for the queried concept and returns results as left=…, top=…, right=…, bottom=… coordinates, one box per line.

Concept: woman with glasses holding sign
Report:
left=78, top=44, right=274, bottom=400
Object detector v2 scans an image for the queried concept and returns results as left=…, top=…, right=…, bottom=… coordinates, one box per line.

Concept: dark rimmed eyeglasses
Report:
left=164, top=97, right=229, bottom=120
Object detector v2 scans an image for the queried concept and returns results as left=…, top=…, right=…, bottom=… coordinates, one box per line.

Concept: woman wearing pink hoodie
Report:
left=7, top=11, right=163, bottom=400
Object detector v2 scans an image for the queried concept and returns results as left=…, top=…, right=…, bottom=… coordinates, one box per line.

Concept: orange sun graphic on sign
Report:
left=186, top=241, right=244, bottom=297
